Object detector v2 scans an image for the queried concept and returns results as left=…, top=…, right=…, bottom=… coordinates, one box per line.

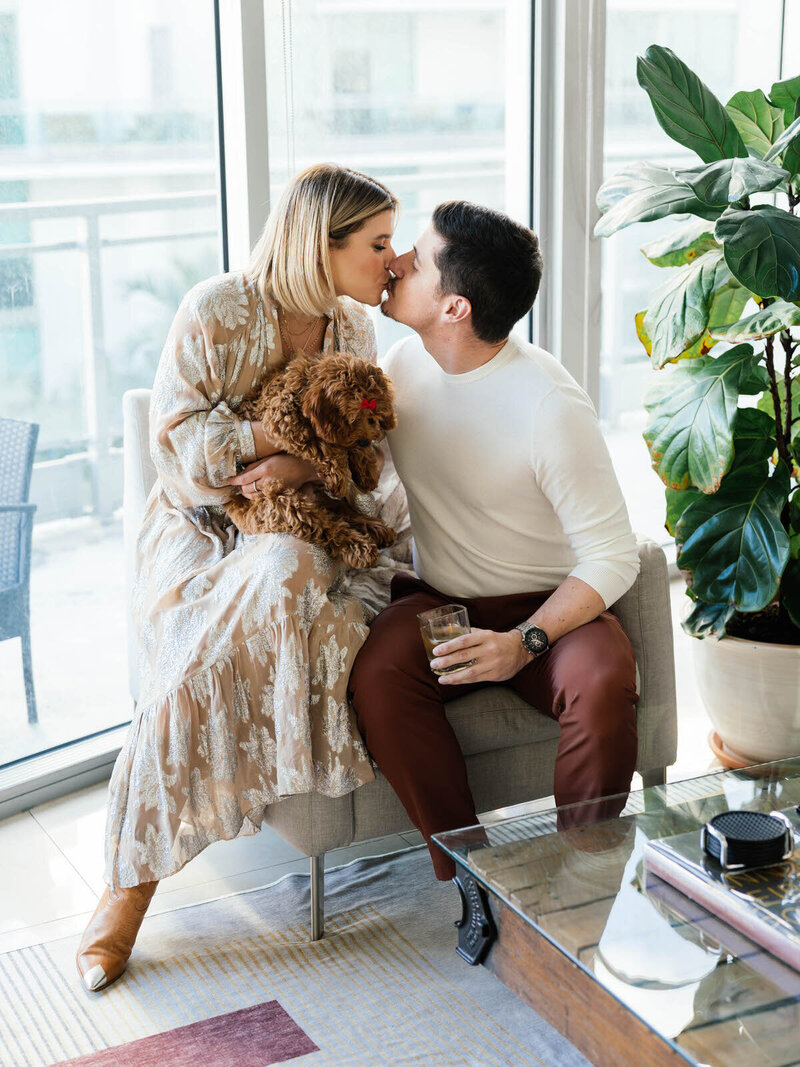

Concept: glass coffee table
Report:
left=433, top=759, right=800, bottom=1067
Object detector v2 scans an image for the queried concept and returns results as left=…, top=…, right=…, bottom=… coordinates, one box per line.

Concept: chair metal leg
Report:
left=310, top=854, right=324, bottom=941
left=21, top=629, right=37, bottom=725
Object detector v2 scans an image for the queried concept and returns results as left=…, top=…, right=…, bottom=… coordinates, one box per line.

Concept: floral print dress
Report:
left=104, top=273, right=409, bottom=888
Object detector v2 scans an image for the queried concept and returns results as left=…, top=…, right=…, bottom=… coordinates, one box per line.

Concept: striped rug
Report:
left=0, top=846, right=589, bottom=1067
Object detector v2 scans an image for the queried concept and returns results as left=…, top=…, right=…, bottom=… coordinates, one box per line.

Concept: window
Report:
left=0, top=1, right=223, bottom=766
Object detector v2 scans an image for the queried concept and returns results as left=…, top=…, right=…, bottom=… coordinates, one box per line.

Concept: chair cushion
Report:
left=446, top=686, right=559, bottom=757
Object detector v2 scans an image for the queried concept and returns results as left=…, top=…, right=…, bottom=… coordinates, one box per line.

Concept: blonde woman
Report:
left=77, top=164, right=403, bottom=992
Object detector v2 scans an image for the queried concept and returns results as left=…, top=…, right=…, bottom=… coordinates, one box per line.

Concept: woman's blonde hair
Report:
left=248, top=163, right=398, bottom=317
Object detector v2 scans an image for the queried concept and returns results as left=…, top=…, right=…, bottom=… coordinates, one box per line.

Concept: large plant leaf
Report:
left=780, top=558, right=800, bottom=630
left=643, top=343, right=763, bottom=491
left=730, top=407, right=777, bottom=467
left=678, top=157, right=788, bottom=205
left=757, top=379, right=800, bottom=432
left=715, top=205, right=800, bottom=302
left=782, top=98, right=800, bottom=180
left=594, top=163, right=720, bottom=238
left=665, top=486, right=702, bottom=537
left=643, top=249, right=733, bottom=367
left=676, top=460, right=791, bottom=611
left=764, top=114, right=800, bottom=162
left=726, top=89, right=785, bottom=157
left=710, top=299, right=800, bottom=342
left=770, top=75, right=800, bottom=126
left=641, top=219, right=718, bottom=267
left=636, top=45, right=747, bottom=163
left=682, top=599, right=735, bottom=639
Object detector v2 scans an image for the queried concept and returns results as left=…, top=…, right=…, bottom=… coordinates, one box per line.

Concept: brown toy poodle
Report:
left=226, top=351, right=398, bottom=568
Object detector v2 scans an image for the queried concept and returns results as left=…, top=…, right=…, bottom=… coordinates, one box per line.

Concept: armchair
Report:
left=123, top=388, right=678, bottom=938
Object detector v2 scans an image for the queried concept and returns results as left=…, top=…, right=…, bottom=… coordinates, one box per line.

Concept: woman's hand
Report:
left=431, top=629, right=533, bottom=685
left=225, top=455, right=322, bottom=500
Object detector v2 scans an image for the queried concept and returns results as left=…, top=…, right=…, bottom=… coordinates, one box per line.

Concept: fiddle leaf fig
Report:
left=781, top=558, right=800, bottom=630
left=643, top=344, right=764, bottom=492
left=636, top=45, right=747, bottom=163
left=641, top=219, right=718, bottom=268
left=726, top=89, right=785, bottom=157
left=715, top=205, right=800, bottom=302
left=769, top=75, right=800, bottom=127
left=678, top=156, right=788, bottom=205
left=594, top=163, right=720, bottom=238
left=643, top=249, right=734, bottom=367
left=710, top=299, right=800, bottom=342
left=676, top=460, right=791, bottom=612
left=682, top=599, right=735, bottom=639
left=665, top=486, right=702, bottom=538
left=764, top=114, right=800, bottom=162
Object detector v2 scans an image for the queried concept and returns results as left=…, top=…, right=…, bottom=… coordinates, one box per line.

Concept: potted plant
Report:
left=595, top=45, right=800, bottom=766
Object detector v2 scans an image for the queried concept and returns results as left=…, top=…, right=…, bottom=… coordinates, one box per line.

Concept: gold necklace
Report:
left=278, top=308, right=325, bottom=354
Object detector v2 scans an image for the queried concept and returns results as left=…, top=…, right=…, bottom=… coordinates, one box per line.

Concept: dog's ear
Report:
left=300, top=372, right=341, bottom=439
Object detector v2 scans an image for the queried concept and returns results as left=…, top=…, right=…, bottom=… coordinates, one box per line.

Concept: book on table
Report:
left=645, top=807, right=800, bottom=973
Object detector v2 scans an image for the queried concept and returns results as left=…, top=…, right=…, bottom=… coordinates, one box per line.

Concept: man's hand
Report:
left=225, top=454, right=321, bottom=500
left=431, top=628, right=533, bottom=685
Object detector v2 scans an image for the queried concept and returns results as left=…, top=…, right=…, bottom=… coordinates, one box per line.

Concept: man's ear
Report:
left=442, top=295, right=472, bottom=327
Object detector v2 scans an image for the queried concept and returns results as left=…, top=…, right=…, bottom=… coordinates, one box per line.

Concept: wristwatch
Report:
left=514, top=621, right=550, bottom=657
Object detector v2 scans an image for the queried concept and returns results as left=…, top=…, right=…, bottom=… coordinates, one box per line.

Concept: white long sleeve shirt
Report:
left=380, top=333, right=639, bottom=607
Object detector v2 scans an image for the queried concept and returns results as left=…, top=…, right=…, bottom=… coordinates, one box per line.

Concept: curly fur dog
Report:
left=226, top=351, right=398, bottom=568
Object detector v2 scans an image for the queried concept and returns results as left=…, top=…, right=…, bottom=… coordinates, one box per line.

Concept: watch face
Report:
left=522, top=626, right=549, bottom=655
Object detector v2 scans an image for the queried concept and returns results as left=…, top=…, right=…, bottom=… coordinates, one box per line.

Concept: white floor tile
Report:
left=0, top=812, right=98, bottom=935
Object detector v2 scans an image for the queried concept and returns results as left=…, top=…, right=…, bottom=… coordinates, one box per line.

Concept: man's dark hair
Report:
left=431, top=201, right=543, bottom=343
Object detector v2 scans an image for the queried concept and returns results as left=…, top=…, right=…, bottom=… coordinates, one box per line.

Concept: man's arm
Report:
left=431, top=576, right=605, bottom=684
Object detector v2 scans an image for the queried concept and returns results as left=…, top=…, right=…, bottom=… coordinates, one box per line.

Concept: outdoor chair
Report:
left=123, top=388, right=678, bottom=939
left=0, top=417, right=39, bottom=724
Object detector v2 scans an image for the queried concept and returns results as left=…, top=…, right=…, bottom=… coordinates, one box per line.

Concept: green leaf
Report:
left=781, top=558, right=800, bottom=629
left=643, top=343, right=762, bottom=492
left=643, top=249, right=732, bottom=367
left=757, top=378, right=800, bottom=431
left=636, top=45, right=748, bottom=163
left=710, top=299, right=800, bottom=342
left=665, top=485, right=702, bottom=537
left=678, top=157, right=788, bottom=205
left=769, top=75, right=800, bottom=127
left=715, top=205, right=800, bottom=302
left=594, top=163, right=720, bottom=238
left=726, top=89, right=785, bottom=156
left=764, top=114, right=800, bottom=162
left=681, top=600, right=735, bottom=639
left=731, top=407, right=777, bottom=467
left=782, top=98, right=800, bottom=180
left=641, top=219, right=718, bottom=268
left=677, top=460, right=791, bottom=611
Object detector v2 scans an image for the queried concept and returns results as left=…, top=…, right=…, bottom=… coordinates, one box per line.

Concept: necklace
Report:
left=278, top=308, right=326, bottom=355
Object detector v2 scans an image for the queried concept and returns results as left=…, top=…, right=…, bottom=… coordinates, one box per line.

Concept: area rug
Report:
left=0, top=845, right=590, bottom=1067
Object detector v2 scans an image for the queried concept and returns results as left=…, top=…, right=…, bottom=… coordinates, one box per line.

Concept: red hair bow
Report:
left=360, top=398, right=377, bottom=411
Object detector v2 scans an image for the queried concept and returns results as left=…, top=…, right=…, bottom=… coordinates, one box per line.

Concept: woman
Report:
left=76, top=163, right=404, bottom=992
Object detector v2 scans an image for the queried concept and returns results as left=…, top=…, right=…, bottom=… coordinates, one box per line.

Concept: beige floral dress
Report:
left=104, top=272, right=411, bottom=889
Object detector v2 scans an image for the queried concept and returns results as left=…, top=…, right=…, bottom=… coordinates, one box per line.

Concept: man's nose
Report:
left=389, top=251, right=407, bottom=277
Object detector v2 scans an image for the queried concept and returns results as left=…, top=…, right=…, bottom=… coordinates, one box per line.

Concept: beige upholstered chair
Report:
left=123, top=388, right=678, bottom=938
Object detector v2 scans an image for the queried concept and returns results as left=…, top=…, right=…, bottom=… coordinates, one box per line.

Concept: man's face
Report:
left=381, top=225, right=446, bottom=331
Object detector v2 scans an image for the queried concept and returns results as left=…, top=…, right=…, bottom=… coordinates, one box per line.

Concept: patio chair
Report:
left=0, top=417, right=39, bottom=724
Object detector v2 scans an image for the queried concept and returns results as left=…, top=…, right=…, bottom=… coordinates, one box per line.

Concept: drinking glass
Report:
left=417, top=604, right=477, bottom=676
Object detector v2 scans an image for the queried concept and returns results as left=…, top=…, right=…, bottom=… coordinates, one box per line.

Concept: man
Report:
left=348, top=201, right=640, bottom=881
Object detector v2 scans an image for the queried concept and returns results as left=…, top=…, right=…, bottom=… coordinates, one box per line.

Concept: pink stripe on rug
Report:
left=55, top=1000, right=318, bottom=1066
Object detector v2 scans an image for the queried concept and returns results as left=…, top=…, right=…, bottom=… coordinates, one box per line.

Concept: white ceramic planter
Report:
left=692, top=635, right=800, bottom=763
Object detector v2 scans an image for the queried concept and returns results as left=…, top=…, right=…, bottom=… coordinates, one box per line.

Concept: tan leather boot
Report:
left=76, top=880, right=158, bottom=992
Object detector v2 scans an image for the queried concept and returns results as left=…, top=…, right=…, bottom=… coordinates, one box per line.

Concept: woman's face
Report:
left=329, top=210, right=396, bottom=306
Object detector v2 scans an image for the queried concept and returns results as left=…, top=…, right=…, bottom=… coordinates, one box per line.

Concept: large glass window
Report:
left=263, top=0, right=533, bottom=354
left=0, top=1, right=223, bottom=765
left=599, top=0, right=792, bottom=541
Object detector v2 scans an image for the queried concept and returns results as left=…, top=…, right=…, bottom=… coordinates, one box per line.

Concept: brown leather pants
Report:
left=349, top=573, right=639, bottom=879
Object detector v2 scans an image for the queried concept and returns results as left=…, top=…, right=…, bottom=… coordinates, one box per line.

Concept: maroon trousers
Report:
left=348, top=573, right=639, bottom=879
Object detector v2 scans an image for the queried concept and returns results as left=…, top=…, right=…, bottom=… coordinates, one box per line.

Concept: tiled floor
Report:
left=0, top=574, right=720, bottom=959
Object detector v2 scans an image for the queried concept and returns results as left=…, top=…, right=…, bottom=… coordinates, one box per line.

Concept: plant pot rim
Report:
left=694, top=633, right=800, bottom=652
